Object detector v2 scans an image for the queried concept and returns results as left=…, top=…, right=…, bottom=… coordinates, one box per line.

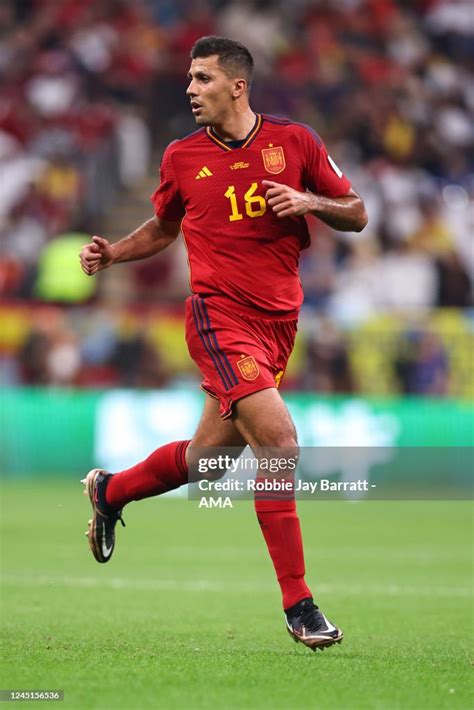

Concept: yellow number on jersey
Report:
left=224, top=185, right=243, bottom=221
left=244, top=182, right=266, bottom=218
left=224, top=183, right=267, bottom=222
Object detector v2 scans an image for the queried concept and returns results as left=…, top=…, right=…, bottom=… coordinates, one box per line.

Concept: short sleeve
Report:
left=150, top=144, right=185, bottom=221
left=301, top=126, right=352, bottom=197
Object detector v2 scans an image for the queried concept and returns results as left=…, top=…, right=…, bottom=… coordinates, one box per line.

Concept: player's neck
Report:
left=210, top=109, right=257, bottom=142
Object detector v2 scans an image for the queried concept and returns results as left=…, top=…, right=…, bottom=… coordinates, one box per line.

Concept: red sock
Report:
left=105, top=440, right=190, bottom=509
left=256, top=499, right=312, bottom=610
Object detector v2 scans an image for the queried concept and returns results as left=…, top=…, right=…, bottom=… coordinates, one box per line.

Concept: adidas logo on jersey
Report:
left=195, top=166, right=213, bottom=179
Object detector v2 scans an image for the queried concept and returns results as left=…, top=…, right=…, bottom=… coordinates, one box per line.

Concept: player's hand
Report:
left=79, top=236, right=114, bottom=275
left=263, top=180, right=313, bottom=218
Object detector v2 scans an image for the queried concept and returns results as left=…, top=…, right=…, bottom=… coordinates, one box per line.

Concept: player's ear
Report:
left=232, top=78, right=247, bottom=99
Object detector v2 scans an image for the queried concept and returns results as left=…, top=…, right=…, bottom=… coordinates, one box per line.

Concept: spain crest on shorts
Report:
left=261, top=146, right=286, bottom=174
left=237, top=355, right=260, bottom=381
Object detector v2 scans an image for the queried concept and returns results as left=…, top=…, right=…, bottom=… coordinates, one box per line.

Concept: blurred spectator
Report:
left=374, top=243, right=438, bottom=311
left=19, top=326, right=50, bottom=385
left=407, top=196, right=471, bottom=307
left=35, top=232, right=96, bottom=302
left=34, top=156, right=83, bottom=233
left=303, top=315, right=353, bottom=393
left=110, top=329, right=168, bottom=388
left=18, top=306, right=81, bottom=385
left=300, top=225, right=349, bottom=309
left=0, top=196, right=47, bottom=297
left=26, top=49, right=78, bottom=118
left=116, top=106, right=151, bottom=188
left=46, top=328, right=81, bottom=385
left=394, top=330, right=449, bottom=396
left=218, top=0, right=286, bottom=76
left=327, top=236, right=381, bottom=324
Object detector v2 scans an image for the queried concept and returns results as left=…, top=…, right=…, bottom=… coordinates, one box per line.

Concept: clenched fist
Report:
left=262, top=179, right=314, bottom=218
left=79, top=236, right=114, bottom=275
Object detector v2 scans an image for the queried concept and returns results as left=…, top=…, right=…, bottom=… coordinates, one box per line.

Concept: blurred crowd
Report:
left=0, top=0, right=472, bottom=395
left=0, top=0, right=154, bottom=299
left=16, top=306, right=170, bottom=388
left=1, top=301, right=471, bottom=399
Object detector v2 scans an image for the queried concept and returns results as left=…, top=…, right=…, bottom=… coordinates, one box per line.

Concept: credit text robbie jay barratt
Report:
left=198, top=479, right=371, bottom=493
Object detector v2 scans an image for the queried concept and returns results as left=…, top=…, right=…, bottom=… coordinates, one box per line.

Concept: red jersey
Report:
left=151, top=113, right=351, bottom=315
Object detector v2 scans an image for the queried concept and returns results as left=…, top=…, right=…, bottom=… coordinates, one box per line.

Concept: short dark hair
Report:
left=190, top=36, right=254, bottom=88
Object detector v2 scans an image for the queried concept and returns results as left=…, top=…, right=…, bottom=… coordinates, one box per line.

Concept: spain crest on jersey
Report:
left=261, top=146, right=286, bottom=174
left=237, top=355, right=260, bottom=381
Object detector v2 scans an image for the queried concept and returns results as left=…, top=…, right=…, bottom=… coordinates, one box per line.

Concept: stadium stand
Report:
left=0, top=0, right=472, bottom=395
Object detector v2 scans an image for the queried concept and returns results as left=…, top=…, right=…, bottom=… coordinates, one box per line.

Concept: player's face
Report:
left=186, top=56, right=238, bottom=126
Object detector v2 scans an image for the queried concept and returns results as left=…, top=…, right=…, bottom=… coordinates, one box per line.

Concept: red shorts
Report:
left=185, top=295, right=298, bottom=419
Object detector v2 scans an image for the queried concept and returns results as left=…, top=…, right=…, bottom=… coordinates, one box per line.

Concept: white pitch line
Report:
left=1, top=575, right=472, bottom=598
left=164, top=546, right=472, bottom=563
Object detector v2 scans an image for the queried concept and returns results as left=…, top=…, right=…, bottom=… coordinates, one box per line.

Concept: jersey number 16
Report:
left=224, top=183, right=267, bottom=222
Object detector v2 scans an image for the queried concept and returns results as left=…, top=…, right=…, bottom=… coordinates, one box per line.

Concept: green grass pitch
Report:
left=1, top=480, right=472, bottom=709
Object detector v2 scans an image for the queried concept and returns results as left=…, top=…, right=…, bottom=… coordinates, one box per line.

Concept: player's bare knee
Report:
left=249, top=423, right=298, bottom=452
left=251, top=434, right=299, bottom=469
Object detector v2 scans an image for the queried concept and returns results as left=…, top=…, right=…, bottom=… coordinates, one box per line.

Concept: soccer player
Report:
left=79, top=36, right=367, bottom=651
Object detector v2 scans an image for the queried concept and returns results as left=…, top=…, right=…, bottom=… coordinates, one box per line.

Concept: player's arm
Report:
left=79, top=216, right=181, bottom=276
left=263, top=181, right=368, bottom=232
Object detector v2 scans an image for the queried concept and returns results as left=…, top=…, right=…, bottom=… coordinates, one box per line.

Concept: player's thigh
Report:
left=191, top=394, right=246, bottom=447
left=232, top=387, right=297, bottom=450
left=186, top=394, right=246, bottom=474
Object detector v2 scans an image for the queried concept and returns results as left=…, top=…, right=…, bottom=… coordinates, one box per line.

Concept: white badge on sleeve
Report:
left=328, top=155, right=343, bottom=178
